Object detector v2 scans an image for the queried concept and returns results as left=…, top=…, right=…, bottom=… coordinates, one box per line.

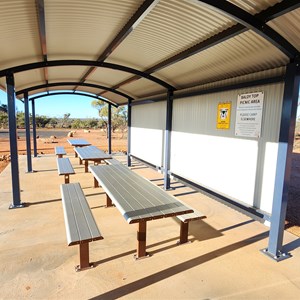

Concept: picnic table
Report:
left=89, top=164, right=193, bottom=259
left=67, top=139, right=91, bottom=158
left=75, top=145, right=112, bottom=172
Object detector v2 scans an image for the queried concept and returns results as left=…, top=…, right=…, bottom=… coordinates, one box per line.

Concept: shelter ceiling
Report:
left=0, top=0, right=299, bottom=106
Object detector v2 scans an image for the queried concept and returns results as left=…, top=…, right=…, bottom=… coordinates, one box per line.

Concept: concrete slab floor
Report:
left=1, top=154, right=300, bottom=299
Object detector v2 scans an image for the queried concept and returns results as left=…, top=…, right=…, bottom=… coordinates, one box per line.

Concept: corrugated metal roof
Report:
left=0, top=0, right=298, bottom=105
left=268, top=7, right=300, bottom=52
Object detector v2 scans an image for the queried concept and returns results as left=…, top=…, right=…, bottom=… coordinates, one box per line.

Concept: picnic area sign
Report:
left=235, top=92, right=264, bottom=138
left=217, top=102, right=231, bottom=129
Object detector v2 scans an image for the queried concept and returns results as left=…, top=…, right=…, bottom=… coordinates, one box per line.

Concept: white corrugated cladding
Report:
left=131, top=101, right=166, bottom=167
left=170, top=80, right=284, bottom=214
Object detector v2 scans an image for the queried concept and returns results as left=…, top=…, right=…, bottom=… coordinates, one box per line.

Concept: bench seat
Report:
left=61, top=182, right=103, bottom=271
left=177, top=210, right=206, bottom=244
left=55, top=146, right=66, bottom=158
left=57, top=158, right=75, bottom=184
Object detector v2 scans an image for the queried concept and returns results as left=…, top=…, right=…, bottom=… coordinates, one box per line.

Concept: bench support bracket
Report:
left=135, top=221, right=150, bottom=259
left=76, top=242, right=93, bottom=271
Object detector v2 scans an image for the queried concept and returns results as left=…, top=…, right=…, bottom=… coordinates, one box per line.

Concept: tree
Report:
left=61, top=113, right=71, bottom=128
left=91, top=100, right=127, bottom=134
left=35, top=115, right=51, bottom=128
left=49, top=117, right=58, bottom=128
left=0, top=112, right=8, bottom=128
left=0, top=104, right=8, bottom=113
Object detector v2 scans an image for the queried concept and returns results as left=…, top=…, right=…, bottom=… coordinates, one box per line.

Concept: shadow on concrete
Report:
left=91, top=231, right=269, bottom=300
left=27, top=198, right=61, bottom=206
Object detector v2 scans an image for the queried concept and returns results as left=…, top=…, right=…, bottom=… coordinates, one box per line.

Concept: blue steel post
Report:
left=31, top=99, right=38, bottom=157
left=24, top=92, right=33, bottom=172
left=6, top=74, right=24, bottom=209
left=163, top=90, right=174, bottom=190
left=127, top=99, right=132, bottom=167
left=108, top=104, right=112, bottom=154
left=262, top=62, right=300, bottom=261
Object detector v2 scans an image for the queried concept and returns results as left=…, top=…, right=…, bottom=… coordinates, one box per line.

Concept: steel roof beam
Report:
left=75, top=0, right=159, bottom=89
left=196, top=0, right=299, bottom=59
left=258, top=0, right=300, bottom=22
left=101, top=0, right=299, bottom=94
left=0, top=60, right=174, bottom=90
left=35, top=0, right=48, bottom=85
left=16, top=81, right=133, bottom=100
left=29, top=91, right=119, bottom=107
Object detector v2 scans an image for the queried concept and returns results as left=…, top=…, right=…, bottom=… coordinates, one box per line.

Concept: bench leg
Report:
left=178, top=221, right=189, bottom=244
left=106, top=194, right=113, bottom=207
left=85, top=160, right=89, bottom=172
left=94, top=177, right=99, bottom=188
left=135, top=221, right=149, bottom=259
left=76, top=242, right=93, bottom=271
left=64, top=174, right=70, bottom=184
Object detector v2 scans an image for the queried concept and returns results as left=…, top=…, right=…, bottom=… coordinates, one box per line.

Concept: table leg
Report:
left=85, top=160, right=89, bottom=172
left=79, top=158, right=82, bottom=165
left=179, top=221, right=189, bottom=244
left=94, top=177, right=99, bottom=188
left=106, top=194, right=113, bottom=207
left=136, top=221, right=147, bottom=258
left=74, top=148, right=78, bottom=158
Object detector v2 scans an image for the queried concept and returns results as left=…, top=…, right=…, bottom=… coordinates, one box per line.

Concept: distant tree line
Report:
left=0, top=102, right=128, bottom=135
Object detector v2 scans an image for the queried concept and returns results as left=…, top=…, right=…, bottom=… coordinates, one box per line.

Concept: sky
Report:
left=0, top=89, right=101, bottom=119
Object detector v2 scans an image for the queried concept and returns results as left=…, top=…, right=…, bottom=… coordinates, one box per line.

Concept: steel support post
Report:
left=6, top=74, right=24, bottom=209
left=163, top=90, right=174, bottom=190
left=31, top=100, right=38, bottom=157
left=24, top=92, right=32, bottom=172
left=108, top=104, right=112, bottom=154
left=127, top=99, right=132, bottom=167
left=262, top=62, right=300, bottom=261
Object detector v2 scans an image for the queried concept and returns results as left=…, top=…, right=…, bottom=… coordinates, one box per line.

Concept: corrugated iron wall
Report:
left=131, top=101, right=166, bottom=167
left=171, top=82, right=284, bottom=214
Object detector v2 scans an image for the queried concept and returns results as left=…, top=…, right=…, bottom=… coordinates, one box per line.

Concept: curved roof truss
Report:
left=0, top=60, right=175, bottom=90
left=16, top=82, right=133, bottom=101
left=29, top=91, right=118, bottom=107
left=196, top=0, right=299, bottom=59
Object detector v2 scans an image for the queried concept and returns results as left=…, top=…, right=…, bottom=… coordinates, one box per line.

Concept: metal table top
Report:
left=89, top=164, right=193, bottom=224
left=67, top=139, right=91, bottom=147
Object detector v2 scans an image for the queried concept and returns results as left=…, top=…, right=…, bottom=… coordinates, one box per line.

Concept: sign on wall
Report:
left=235, top=92, right=264, bottom=138
left=217, top=102, right=231, bottom=129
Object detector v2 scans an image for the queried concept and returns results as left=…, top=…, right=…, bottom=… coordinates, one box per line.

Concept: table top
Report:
left=75, top=145, right=112, bottom=160
left=67, top=139, right=91, bottom=146
left=89, top=164, right=193, bottom=224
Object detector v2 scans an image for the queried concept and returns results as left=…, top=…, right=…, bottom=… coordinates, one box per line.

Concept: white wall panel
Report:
left=171, top=132, right=258, bottom=205
left=171, top=83, right=284, bottom=213
left=131, top=102, right=166, bottom=167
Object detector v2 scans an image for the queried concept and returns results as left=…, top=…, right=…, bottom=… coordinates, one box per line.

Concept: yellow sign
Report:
left=217, top=102, right=231, bottom=129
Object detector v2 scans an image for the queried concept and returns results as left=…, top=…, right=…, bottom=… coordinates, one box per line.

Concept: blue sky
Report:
left=0, top=89, right=100, bottom=119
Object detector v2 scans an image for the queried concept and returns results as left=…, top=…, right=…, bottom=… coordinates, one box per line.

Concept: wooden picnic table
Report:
left=89, top=164, right=193, bottom=259
left=67, top=139, right=91, bottom=158
left=75, top=145, right=112, bottom=172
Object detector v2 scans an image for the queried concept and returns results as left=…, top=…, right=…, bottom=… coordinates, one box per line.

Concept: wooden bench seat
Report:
left=177, top=210, right=206, bottom=244
left=55, top=146, right=66, bottom=158
left=60, top=182, right=103, bottom=271
left=57, top=158, right=75, bottom=184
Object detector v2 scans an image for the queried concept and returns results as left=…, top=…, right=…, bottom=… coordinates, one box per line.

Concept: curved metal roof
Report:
left=0, top=0, right=299, bottom=105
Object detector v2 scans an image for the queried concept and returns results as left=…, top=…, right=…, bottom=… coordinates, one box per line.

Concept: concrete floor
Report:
left=1, top=153, right=300, bottom=299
